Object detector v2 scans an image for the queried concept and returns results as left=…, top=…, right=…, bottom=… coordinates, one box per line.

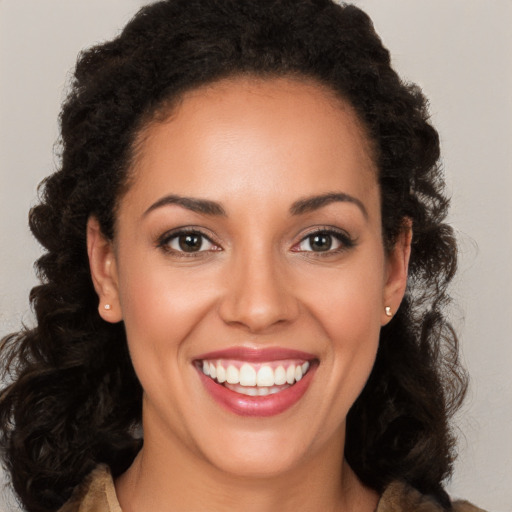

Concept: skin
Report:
left=87, top=77, right=411, bottom=512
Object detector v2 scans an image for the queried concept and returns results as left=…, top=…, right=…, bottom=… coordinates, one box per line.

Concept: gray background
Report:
left=1, top=1, right=511, bottom=510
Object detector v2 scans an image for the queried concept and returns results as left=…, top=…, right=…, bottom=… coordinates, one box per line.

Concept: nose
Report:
left=218, top=249, right=300, bottom=333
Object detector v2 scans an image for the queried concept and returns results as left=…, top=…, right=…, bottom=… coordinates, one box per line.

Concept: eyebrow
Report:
left=143, top=195, right=227, bottom=217
left=290, top=192, right=368, bottom=219
left=143, top=191, right=367, bottom=219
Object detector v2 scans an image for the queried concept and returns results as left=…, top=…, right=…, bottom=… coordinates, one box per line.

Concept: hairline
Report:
left=112, top=71, right=380, bottom=237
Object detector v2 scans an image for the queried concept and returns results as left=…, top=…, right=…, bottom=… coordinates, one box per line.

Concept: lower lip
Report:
left=197, top=364, right=316, bottom=417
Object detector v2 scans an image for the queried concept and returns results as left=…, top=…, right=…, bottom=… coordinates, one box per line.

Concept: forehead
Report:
left=123, top=76, right=379, bottom=217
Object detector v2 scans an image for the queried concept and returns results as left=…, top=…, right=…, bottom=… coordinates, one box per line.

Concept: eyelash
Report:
left=156, top=228, right=220, bottom=258
left=292, top=227, right=356, bottom=256
left=156, top=227, right=356, bottom=258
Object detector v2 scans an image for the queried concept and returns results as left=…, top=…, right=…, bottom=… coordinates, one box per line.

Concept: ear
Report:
left=381, top=219, right=412, bottom=325
left=87, top=216, right=123, bottom=323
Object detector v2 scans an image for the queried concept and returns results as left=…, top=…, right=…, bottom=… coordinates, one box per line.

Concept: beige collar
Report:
left=59, top=464, right=486, bottom=512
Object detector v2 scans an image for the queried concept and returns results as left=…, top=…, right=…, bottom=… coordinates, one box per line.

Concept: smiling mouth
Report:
left=194, top=347, right=318, bottom=416
left=198, top=359, right=312, bottom=397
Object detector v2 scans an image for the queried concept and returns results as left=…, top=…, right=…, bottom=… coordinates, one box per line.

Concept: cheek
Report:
left=305, top=256, right=385, bottom=342
left=316, top=277, right=381, bottom=386
left=116, top=259, right=219, bottom=380
left=115, top=263, right=222, bottom=433
left=119, top=259, right=212, bottom=328
left=300, top=253, right=384, bottom=403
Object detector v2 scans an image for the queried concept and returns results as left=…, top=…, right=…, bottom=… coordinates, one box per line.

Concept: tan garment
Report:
left=377, top=481, right=486, bottom=512
left=58, top=465, right=486, bottom=512
left=58, top=466, right=121, bottom=512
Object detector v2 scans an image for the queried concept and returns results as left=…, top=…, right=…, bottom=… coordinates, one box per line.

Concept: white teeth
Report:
left=201, top=359, right=313, bottom=390
left=274, top=365, right=287, bottom=385
left=225, top=383, right=291, bottom=396
left=245, top=387, right=258, bottom=396
left=216, top=363, right=226, bottom=383
left=239, top=364, right=257, bottom=386
left=256, top=365, right=274, bottom=387
left=286, top=365, right=296, bottom=384
left=226, top=365, right=239, bottom=384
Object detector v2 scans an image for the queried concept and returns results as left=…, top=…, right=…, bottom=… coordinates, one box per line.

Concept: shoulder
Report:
left=58, top=465, right=121, bottom=512
left=378, top=481, right=487, bottom=512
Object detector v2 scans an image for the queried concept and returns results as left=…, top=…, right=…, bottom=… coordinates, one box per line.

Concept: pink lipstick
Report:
left=195, top=347, right=317, bottom=417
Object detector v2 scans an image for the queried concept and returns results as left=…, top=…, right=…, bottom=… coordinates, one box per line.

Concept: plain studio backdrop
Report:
left=1, top=1, right=511, bottom=511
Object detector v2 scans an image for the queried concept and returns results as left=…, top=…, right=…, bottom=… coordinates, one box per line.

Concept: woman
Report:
left=0, top=1, right=484, bottom=511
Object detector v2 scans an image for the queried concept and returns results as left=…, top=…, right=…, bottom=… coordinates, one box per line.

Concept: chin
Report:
left=182, top=418, right=313, bottom=480
left=208, top=442, right=306, bottom=480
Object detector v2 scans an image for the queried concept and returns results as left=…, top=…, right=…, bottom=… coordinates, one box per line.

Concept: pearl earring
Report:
left=385, top=306, right=392, bottom=317
left=104, top=304, right=112, bottom=310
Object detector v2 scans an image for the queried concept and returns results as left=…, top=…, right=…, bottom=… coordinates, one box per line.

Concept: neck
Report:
left=115, top=407, right=378, bottom=512
left=116, top=444, right=377, bottom=512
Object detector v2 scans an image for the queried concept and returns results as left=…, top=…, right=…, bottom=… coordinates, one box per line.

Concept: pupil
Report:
left=179, top=234, right=202, bottom=252
left=310, top=234, right=331, bottom=251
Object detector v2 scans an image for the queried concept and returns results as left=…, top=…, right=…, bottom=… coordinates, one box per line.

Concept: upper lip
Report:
left=194, top=346, right=317, bottom=362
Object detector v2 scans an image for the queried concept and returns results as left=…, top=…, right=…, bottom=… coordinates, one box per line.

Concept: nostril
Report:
left=217, top=255, right=300, bottom=331
left=218, top=287, right=299, bottom=332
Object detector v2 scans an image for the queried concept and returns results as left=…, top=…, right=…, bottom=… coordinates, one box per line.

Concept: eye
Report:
left=299, top=232, right=337, bottom=252
left=158, top=230, right=219, bottom=255
left=293, top=229, right=355, bottom=254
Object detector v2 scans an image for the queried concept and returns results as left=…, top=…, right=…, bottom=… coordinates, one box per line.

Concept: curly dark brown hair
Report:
left=0, top=1, right=467, bottom=511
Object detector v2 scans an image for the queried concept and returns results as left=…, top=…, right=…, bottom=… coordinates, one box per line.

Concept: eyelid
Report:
left=155, top=225, right=355, bottom=256
left=156, top=227, right=222, bottom=255
left=291, top=226, right=356, bottom=253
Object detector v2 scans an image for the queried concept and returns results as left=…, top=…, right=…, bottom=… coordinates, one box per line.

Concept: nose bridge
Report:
left=219, top=241, right=298, bottom=332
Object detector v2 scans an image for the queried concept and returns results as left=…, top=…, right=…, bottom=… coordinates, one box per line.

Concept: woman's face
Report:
left=89, top=77, right=409, bottom=479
